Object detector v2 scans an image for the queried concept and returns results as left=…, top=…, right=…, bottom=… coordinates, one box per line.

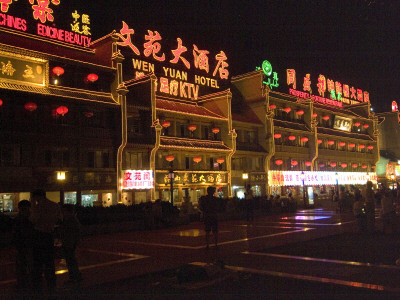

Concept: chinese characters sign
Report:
left=0, top=50, right=46, bottom=86
left=117, top=21, right=229, bottom=101
left=156, top=171, right=227, bottom=185
left=122, top=170, right=154, bottom=189
left=286, top=69, right=370, bottom=106
left=256, top=60, right=279, bottom=90
left=268, top=171, right=377, bottom=186
left=0, top=1, right=92, bottom=47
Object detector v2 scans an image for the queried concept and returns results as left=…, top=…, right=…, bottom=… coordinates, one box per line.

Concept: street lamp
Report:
left=165, top=155, right=175, bottom=205
left=300, top=171, right=307, bottom=207
left=57, top=171, right=66, bottom=204
left=242, top=172, right=249, bottom=189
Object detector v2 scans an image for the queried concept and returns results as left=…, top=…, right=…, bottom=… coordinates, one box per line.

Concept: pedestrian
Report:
left=380, top=189, right=396, bottom=234
left=352, top=188, right=366, bottom=233
left=363, top=181, right=376, bottom=233
left=245, top=184, right=254, bottom=221
left=29, top=189, right=62, bottom=295
left=59, top=204, right=82, bottom=284
left=199, top=186, right=219, bottom=249
left=12, top=200, right=35, bottom=292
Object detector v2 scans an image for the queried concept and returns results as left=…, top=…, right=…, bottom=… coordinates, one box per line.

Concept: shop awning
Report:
left=160, top=136, right=231, bottom=151
left=0, top=82, right=117, bottom=104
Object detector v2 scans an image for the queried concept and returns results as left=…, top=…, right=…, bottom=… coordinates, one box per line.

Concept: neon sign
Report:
left=392, top=101, right=398, bottom=112
left=268, top=171, right=377, bottom=186
left=117, top=21, right=229, bottom=101
left=256, top=60, right=279, bottom=90
left=0, top=1, right=92, bottom=47
left=122, top=170, right=154, bottom=190
left=287, top=69, right=370, bottom=106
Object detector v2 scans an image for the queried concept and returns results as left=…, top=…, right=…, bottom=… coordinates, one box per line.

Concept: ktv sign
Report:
left=117, top=22, right=230, bottom=101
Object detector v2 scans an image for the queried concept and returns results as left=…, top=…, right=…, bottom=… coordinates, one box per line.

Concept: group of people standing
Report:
left=13, top=189, right=82, bottom=295
left=352, top=181, right=400, bottom=234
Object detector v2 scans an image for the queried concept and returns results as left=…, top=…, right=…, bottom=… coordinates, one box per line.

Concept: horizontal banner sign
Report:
left=122, top=170, right=153, bottom=189
left=268, top=171, right=377, bottom=186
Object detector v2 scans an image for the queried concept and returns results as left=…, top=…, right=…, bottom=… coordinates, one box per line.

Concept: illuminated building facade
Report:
left=0, top=3, right=120, bottom=211
left=232, top=68, right=379, bottom=205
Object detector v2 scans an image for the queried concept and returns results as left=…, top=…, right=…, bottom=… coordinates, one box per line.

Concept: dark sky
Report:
left=85, top=0, right=399, bottom=112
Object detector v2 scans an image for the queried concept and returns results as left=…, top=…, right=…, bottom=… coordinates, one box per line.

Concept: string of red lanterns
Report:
left=24, top=102, right=37, bottom=112
left=56, top=106, right=68, bottom=116
left=288, top=135, right=296, bottom=141
left=296, top=110, right=304, bottom=115
left=273, top=133, right=282, bottom=139
left=275, top=159, right=283, bottom=165
left=283, top=107, right=291, bottom=113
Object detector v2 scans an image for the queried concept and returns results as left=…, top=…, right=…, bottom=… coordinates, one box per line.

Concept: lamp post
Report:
left=57, top=171, right=66, bottom=204
left=300, top=171, right=307, bottom=207
left=165, top=155, right=175, bottom=205
left=242, top=172, right=249, bottom=194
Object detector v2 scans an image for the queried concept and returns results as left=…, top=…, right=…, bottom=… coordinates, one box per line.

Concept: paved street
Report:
left=1, top=205, right=399, bottom=299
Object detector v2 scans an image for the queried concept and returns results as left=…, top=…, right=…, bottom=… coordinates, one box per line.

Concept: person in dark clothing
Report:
left=199, top=186, right=219, bottom=249
left=30, top=189, right=62, bottom=295
left=12, top=200, right=35, bottom=291
left=59, top=204, right=82, bottom=284
left=245, top=185, right=254, bottom=221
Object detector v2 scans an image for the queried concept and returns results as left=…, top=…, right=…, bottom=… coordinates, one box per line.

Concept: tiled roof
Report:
left=160, top=137, right=231, bottom=151
left=156, top=98, right=227, bottom=120
left=317, top=127, right=374, bottom=141
left=0, top=82, right=117, bottom=104
left=273, top=119, right=310, bottom=131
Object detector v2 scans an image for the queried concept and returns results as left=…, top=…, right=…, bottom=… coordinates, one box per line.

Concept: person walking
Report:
left=352, top=188, right=366, bottom=233
left=59, top=204, right=82, bottom=284
left=364, top=181, right=376, bottom=234
left=12, top=200, right=35, bottom=292
left=199, top=186, right=220, bottom=249
left=29, top=189, right=62, bottom=295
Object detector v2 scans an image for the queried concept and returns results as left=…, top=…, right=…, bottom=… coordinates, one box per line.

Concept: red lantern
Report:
left=330, top=162, right=337, bottom=167
left=297, top=110, right=304, bottom=115
left=341, top=163, right=347, bottom=168
left=372, top=165, right=376, bottom=169
left=283, top=107, right=291, bottom=113
left=188, top=124, right=197, bottom=131
left=305, top=161, right=312, bottom=167
left=24, top=102, right=37, bottom=112
left=0, top=99, right=3, bottom=106
left=361, top=164, right=367, bottom=169
left=274, top=133, right=282, bottom=139
left=354, top=122, right=360, bottom=127
left=328, top=140, right=334, bottom=145
left=339, top=142, right=346, bottom=147
left=83, top=111, right=94, bottom=118
left=363, top=124, right=369, bottom=129
left=352, top=164, right=358, bottom=168
left=312, top=113, right=317, bottom=118
left=291, top=160, right=298, bottom=166
left=349, top=143, right=355, bottom=148
left=165, top=155, right=175, bottom=162
left=275, top=159, right=283, bottom=165
left=52, top=66, right=64, bottom=76
left=212, top=127, right=220, bottom=134
left=359, top=144, right=365, bottom=149
left=161, top=121, right=171, bottom=128
left=288, top=135, right=296, bottom=141
left=319, top=163, right=325, bottom=168
left=367, top=145, right=374, bottom=150
left=56, top=106, right=68, bottom=116
left=322, top=115, right=330, bottom=121
left=87, top=73, right=99, bottom=82
left=301, top=137, right=308, bottom=142
left=269, top=104, right=276, bottom=109
left=193, top=156, right=202, bottom=163
left=216, top=158, right=225, bottom=164
left=317, top=139, right=322, bottom=144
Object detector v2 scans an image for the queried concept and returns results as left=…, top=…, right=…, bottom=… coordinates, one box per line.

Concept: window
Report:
left=102, top=152, right=110, bottom=168
left=126, top=152, right=143, bottom=169
left=87, top=152, right=95, bottom=168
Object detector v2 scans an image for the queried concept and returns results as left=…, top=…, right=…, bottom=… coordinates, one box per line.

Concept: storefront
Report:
left=268, top=170, right=378, bottom=206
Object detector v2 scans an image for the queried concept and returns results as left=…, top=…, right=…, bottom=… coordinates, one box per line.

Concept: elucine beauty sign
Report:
left=0, top=1, right=92, bottom=47
left=122, top=170, right=154, bottom=189
left=117, top=21, right=229, bottom=101
left=268, top=171, right=377, bottom=186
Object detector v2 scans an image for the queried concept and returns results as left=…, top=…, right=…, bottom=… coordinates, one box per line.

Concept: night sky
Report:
left=83, top=0, right=399, bottom=112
